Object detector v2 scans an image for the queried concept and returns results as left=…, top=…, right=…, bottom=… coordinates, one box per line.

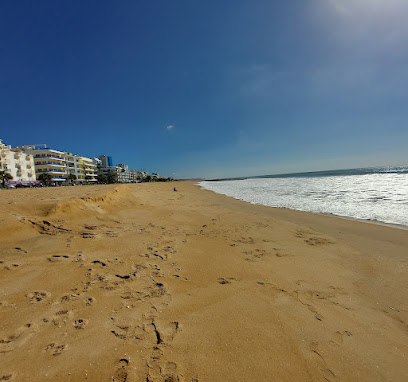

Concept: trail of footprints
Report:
left=0, top=225, right=190, bottom=379
left=1, top=233, right=190, bottom=381
left=106, top=244, right=186, bottom=381
left=2, top=219, right=338, bottom=380
left=18, top=216, right=129, bottom=243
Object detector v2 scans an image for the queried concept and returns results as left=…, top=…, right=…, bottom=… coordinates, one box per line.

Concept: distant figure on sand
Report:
left=174, top=187, right=177, bottom=192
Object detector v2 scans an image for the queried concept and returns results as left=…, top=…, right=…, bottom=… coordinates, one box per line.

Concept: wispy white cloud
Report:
left=166, top=125, right=175, bottom=130
left=328, top=0, right=349, bottom=16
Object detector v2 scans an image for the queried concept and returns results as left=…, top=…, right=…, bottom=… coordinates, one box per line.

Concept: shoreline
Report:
left=0, top=182, right=407, bottom=381
left=197, top=182, right=408, bottom=231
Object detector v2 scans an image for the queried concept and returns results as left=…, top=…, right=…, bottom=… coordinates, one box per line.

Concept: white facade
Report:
left=19, top=144, right=97, bottom=184
left=65, top=153, right=97, bottom=183
left=19, top=144, right=67, bottom=182
left=97, top=166, right=130, bottom=183
left=0, top=139, right=37, bottom=184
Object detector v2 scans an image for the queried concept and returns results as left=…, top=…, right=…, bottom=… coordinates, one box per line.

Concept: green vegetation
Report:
left=0, top=170, right=13, bottom=188
left=66, top=173, right=77, bottom=185
left=37, top=173, right=53, bottom=186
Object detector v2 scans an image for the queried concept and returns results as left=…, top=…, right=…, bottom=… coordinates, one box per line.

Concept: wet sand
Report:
left=0, top=182, right=407, bottom=381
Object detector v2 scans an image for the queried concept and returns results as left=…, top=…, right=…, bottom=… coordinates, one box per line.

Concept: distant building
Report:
left=129, top=170, right=143, bottom=183
left=117, top=163, right=128, bottom=171
left=65, top=153, right=97, bottom=183
left=0, top=139, right=37, bottom=185
left=92, top=157, right=102, bottom=168
left=19, top=144, right=97, bottom=184
left=19, top=144, right=67, bottom=183
left=98, top=155, right=113, bottom=168
left=97, top=166, right=130, bottom=183
left=95, top=156, right=147, bottom=184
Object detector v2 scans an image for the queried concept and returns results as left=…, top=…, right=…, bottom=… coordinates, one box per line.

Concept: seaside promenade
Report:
left=0, top=182, right=407, bottom=381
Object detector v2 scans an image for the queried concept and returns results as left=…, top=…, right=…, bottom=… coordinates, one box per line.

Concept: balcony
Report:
left=37, top=169, right=66, bottom=174
left=35, top=162, right=66, bottom=168
left=34, top=155, right=65, bottom=161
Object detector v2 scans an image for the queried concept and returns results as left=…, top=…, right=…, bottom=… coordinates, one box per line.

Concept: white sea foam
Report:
left=200, top=172, right=408, bottom=227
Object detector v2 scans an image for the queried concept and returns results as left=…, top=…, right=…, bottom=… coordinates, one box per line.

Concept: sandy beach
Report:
left=0, top=182, right=407, bottom=381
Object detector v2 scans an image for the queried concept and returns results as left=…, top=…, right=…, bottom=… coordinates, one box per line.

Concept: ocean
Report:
left=199, top=166, right=408, bottom=227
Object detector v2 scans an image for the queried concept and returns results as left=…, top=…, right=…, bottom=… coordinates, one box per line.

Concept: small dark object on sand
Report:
left=174, top=187, right=177, bottom=192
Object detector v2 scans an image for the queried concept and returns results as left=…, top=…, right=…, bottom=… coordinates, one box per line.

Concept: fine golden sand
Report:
left=0, top=182, right=407, bottom=381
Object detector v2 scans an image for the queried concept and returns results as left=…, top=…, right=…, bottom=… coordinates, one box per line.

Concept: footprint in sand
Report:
left=48, top=255, right=70, bottom=262
left=44, top=343, right=68, bottom=356
left=74, top=253, right=84, bottom=262
left=111, top=324, right=145, bottom=341
left=146, top=282, right=168, bottom=298
left=331, top=330, right=353, bottom=345
left=113, top=358, right=129, bottom=382
left=14, top=247, right=27, bottom=253
left=91, top=260, right=107, bottom=267
left=51, top=309, right=73, bottom=326
left=83, top=224, right=98, bottom=231
left=304, top=237, right=334, bottom=246
left=26, top=291, right=50, bottom=303
left=295, top=230, right=334, bottom=246
left=81, top=232, right=96, bottom=239
left=147, top=360, right=184, bottom=382
left=151, top=321, right=180, bottom=345
left=0, top=373, right=15, bottom=381
left=73, top=319, right=89, bottom=329
left=3, top=263, right=21, bottom=270
left=0, top=323, right=35, bottom=353
left=85, top=297, right=96, bottom=306
left=217, top=277, right=236, bottom=285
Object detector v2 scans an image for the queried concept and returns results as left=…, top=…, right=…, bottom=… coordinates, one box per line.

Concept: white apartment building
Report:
left=65, top=153, right=97, bottom=183
left=97, top=166, right=130, bottom=183
left=129, top=170, right=143, bottom=182
left=0, top=139, right=37, bottom=184
left=19, top=144, right=97, bottom=184
left=19, top=144, right=67, bottom=183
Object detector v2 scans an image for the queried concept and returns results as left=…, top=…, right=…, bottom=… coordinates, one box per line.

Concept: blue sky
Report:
left=1, top=0, right=407, bottom=179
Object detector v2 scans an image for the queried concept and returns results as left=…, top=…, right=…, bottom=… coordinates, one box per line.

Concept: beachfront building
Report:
left=65, top=153, right=97, bottom=184
left=97, top=166, right=126, bottom=183
left=19, top=144, right=67, bottom=184
left=19, top=144, right=97, bottom=185
left=0, top=139, right=37, bottom=185
left=94, top=155, right=147, bottom=183
left=117, top=163, right=130, bottom=182
left=129, top=170, right=143, bottom=182
left=98, top=155, right=113, bottom=168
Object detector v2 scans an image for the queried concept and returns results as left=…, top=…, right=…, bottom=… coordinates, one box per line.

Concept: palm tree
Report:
left=38, top=173, right=53, bottom=186
left=66, top=173, right=77, bottom=185
left=0, top=170, right=13, bottom=188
